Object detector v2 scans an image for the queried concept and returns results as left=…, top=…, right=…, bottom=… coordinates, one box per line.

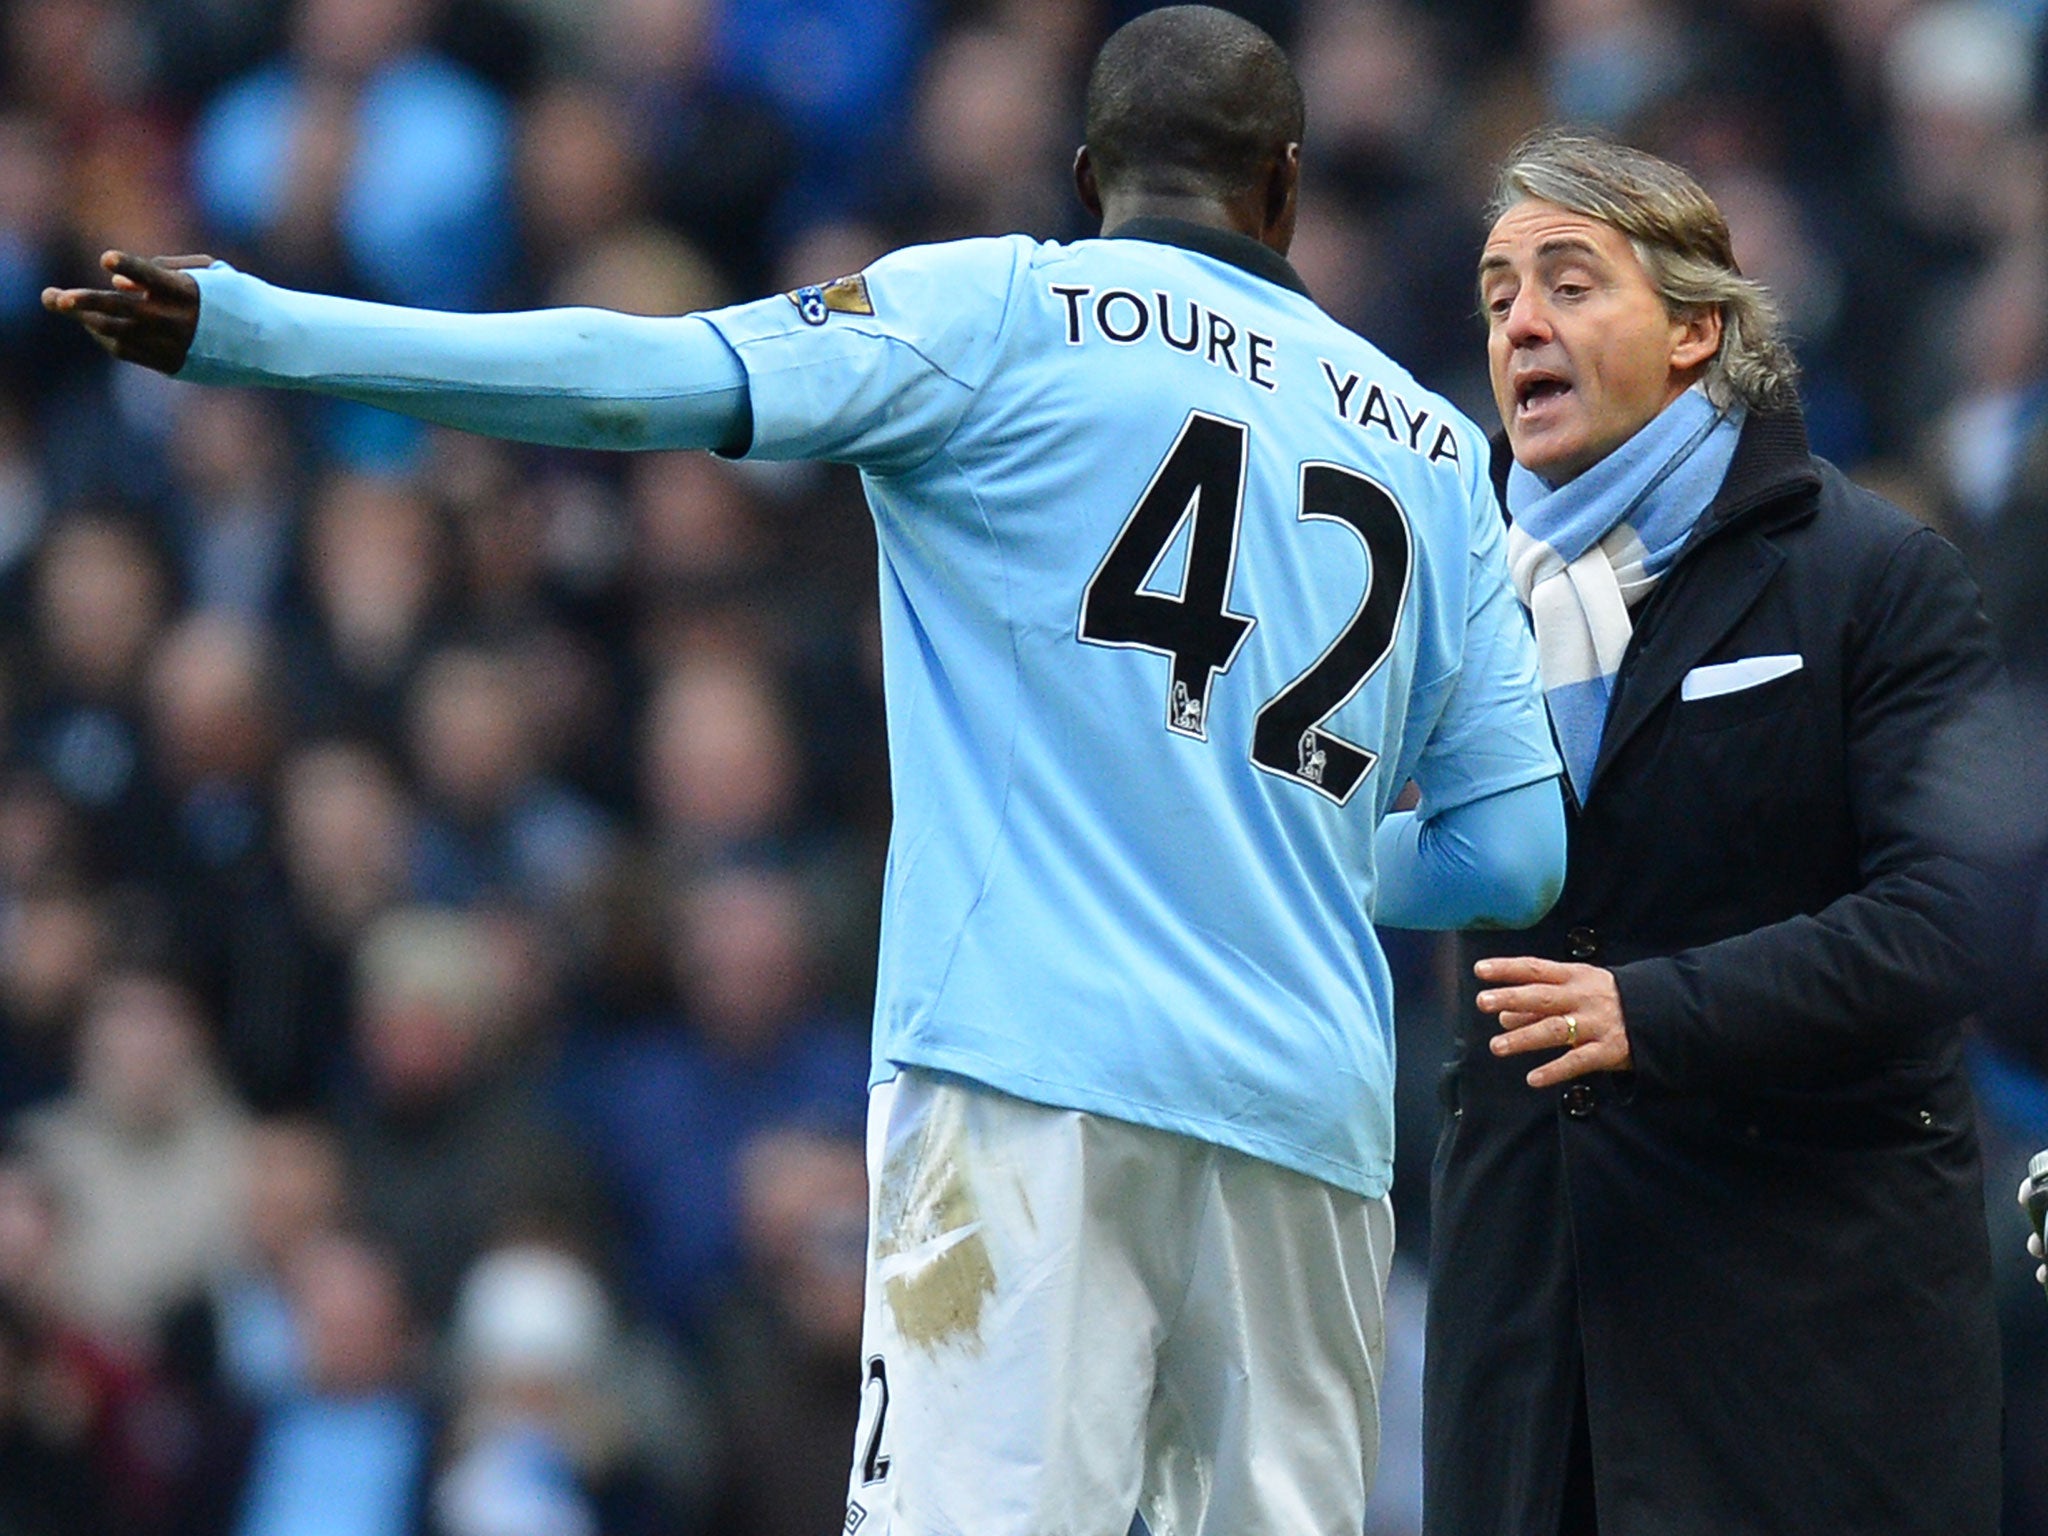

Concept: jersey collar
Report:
left=1104, top=217, right=1313, bottom=301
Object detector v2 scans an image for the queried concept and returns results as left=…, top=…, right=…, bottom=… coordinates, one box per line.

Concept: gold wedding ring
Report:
left=1564, top=1014, right=1579, bottom=1048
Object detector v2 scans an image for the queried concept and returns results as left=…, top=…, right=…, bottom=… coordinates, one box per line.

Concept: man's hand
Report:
left=1476, top=956, right=1630, bottom=1088
left=42, top=250, right=212, bottom=375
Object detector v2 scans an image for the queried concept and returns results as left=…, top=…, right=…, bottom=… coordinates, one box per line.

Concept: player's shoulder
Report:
left=811, top=234, right=1033, bottom=322
left=866, top=233, right=1044, bottom=286
left=763, top=234, right=1038, bottom=341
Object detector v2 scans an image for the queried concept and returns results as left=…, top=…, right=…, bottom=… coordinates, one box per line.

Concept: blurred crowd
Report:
left=0, top=0, right=2045, bottom=1533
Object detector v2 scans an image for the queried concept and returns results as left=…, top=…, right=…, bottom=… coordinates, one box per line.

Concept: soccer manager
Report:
left=1432, top=127, right=2004, bottom=1536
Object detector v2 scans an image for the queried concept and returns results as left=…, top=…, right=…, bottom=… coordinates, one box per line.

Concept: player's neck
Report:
left=1097, top=192, right=1283, bottom=255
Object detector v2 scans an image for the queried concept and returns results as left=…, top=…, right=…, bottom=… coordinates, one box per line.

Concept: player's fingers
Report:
left=1497, top=1010, right=1541, bottom=1030
left=154, top=254, right=217, bottom=270
left=1474, top=955, right=1571, bottom=986
left=2029, top=1231, right=2042, bottom=1260
left=79, top=326, right=139, bottom=359
left=47, top=288, right=145, bottom=317
left=2020, top=1175, right=2035, bottom=1212
left=74, top=311, right=137, bottom=338
left=104, top=250, right=198, bottom=297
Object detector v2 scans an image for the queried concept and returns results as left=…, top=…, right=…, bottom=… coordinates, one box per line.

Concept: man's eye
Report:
left=1554, top=282, right=1589, bottom=300
left=1485, top=295, right=1513, bottom=317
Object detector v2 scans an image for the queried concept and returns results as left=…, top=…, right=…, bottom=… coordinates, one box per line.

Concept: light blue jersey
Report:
left=701, top=225, right=1558, bottom=1196
left=177, top=224, right=1557, bottom=1197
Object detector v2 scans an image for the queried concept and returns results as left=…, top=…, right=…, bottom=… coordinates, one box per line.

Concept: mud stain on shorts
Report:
left=874, top=1094, right=997, bottom=1353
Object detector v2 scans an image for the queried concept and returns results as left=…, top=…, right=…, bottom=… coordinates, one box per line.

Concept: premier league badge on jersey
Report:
left=1299, top=729, right=1328, bottom=787
left=788, top=273, right=876, bottom=326
left=792, top=285, right=829, bottom=324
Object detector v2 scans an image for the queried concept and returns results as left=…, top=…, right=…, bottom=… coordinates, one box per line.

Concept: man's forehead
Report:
left=1480, top=200, right=1628, bottom=268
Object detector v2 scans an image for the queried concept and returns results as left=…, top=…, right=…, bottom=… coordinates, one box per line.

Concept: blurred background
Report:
left=1, top=0, right=2046, bottom=1532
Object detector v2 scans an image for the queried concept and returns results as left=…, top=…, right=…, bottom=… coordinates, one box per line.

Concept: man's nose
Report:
left=1501, top=290, right=1550, bottom=346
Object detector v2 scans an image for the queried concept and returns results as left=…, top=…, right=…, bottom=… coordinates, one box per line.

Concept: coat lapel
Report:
left=1586, top=532, right=1786, bottom=796
left=1488, top=407, right=1822, bottom=804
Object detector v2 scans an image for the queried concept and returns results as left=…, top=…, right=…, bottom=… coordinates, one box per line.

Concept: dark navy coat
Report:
left=1424, top=408, right=2004, bottom=1536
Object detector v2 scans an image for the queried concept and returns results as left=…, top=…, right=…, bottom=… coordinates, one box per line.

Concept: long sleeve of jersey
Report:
left=180, top=264, right=752, bottom=454
left=1374, top=776, right=1565, bottom=931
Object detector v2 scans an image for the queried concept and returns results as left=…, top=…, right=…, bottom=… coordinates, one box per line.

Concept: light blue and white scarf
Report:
left=1506, top=385, right=1745, bottom=801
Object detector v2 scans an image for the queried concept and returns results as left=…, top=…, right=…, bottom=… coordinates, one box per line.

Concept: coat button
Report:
left=1561, top=1083, right=1596, bottom=1119
left=1567, top=926, right=1600, bottom=961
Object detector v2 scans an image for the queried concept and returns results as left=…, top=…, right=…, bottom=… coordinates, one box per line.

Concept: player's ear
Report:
left=1074, top=147, right=1104, bottom=222
left=1258, top=143, right=1301, bottom=256
left=1264, top=145, right=1300, bottom=232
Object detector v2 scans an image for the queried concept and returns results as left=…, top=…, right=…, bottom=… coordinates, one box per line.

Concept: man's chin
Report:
left=1506, top=427, right=1585, bottom=488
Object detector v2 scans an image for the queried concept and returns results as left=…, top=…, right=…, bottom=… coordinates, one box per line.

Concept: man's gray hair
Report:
left=1487, top=128, right=1801, bottom=413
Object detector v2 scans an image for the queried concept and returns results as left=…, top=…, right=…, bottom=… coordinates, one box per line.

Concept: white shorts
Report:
left=842, top=1069, right=1394, bottom=1536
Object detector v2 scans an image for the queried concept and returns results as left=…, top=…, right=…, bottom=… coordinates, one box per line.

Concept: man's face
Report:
left=1480, top=199, right=1710, bottom=484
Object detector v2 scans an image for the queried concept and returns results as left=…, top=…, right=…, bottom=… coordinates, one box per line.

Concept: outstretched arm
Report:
left=43, top=251, right=753, bottom=455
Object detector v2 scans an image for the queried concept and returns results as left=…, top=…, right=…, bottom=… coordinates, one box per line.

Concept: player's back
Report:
left=705, top=224, right=1548, bottom=1195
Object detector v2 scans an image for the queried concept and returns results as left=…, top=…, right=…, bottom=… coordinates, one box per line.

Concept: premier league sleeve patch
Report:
left=787, top=272, right=876, bottom=326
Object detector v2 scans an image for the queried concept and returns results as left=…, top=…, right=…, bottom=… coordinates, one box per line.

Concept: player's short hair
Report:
left=1085, top=6, right=1305, bottom=203
left=1488, top=127, right=1801, bottom=413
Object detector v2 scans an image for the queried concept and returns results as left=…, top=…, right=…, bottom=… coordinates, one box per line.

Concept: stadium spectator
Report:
left=163, top=389, right=299, bottom=621
left=0, top=882, right=107, bottom=1117
left=0, top=1288, right=106, bottom=1536
left=511, top=82, right=649, bottom=286
left=702, top=1127, right=868, bottom=1536
left=402, top=642, right=614, bottom=914
left=636, top=650, right=809, bottom=862
left=189, top=0, right=514, bottom=468
left=557, top=862, right=867, bottom=1332
left=587, top=0, right=794, bottom=295
left=190, top=0, right=512, bottom=312
left=0, top=1148, right=172, bottom=1534
left=285, top=470, right=448, bottom=738
left=15, top=967, right=251, bottom=1347
left=165, top=1115, right=353, bottom=1412
left=435, top=1241, right=715, bottom=1536
left=18, top=509, right=174, bottom=870
left=335, top=906, right=600, bottom=1325
left=140, top=614, right=309, bottom=1107
left=260, top=737, right=418, bottom=1105
left=155, top=1115, right=357, bottom=1536
left=230, top=1230, right=433, bottom=1536
left=706, top=0, right=927, bottom=231
left=908, top=23, right=1081, bottom=242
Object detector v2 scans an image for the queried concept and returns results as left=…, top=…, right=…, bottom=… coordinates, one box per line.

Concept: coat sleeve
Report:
left=1616, top=525, right=2006, bottom=1091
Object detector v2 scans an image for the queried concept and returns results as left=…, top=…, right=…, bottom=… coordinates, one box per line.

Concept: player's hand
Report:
left=1475, top=956, right=1630, bottom=1088
left=41, top=251, right=212, bottom=375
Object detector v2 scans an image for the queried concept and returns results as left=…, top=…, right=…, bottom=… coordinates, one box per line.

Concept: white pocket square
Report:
left=1681, top=653, right=1804, bottom=702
